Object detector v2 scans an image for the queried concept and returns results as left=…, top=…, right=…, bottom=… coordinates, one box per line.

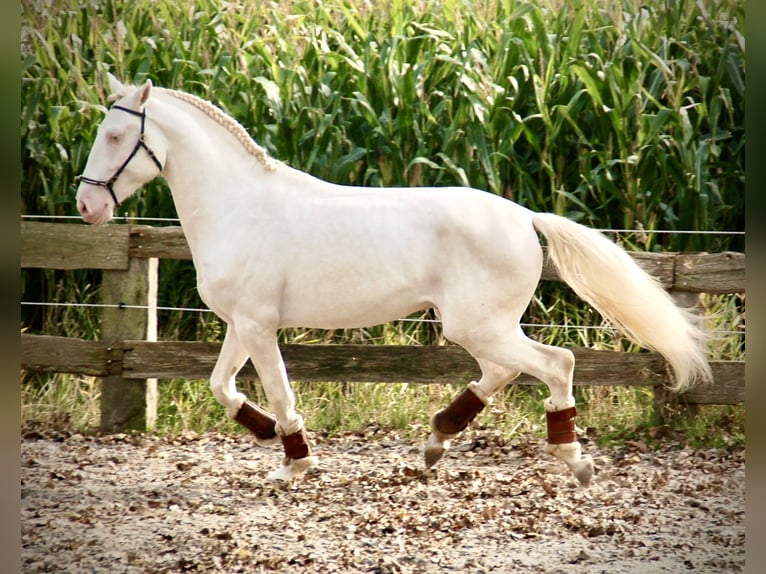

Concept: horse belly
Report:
left=277, top=259, right=437, bottom=329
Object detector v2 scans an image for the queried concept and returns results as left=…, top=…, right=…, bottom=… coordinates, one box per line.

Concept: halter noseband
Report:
left=75, top=104, right=163, bottom=207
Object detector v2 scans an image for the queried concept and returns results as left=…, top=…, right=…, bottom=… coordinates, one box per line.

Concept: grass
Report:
left=21, top=374, right=101, bottom=434
left=21, top=372, right=745, bottom=450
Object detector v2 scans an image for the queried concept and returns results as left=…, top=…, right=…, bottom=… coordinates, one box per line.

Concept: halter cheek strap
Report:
left=75, top=105, right=163, bottom=207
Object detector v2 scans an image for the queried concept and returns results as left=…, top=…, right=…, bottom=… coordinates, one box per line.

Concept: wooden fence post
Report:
left=99, top=256, right=159, bottom=432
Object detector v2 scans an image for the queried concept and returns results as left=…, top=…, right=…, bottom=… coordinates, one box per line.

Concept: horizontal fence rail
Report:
left=20, top=221, right=746, bottom=432
left=21, top=334, right=745, bottom=406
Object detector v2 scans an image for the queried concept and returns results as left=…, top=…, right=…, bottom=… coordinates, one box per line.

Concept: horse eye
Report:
left=107, top=131, right=122, bottom=143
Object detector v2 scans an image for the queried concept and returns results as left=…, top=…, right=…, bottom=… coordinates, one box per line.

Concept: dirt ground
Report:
left=21, top=427, right=744, bottom=573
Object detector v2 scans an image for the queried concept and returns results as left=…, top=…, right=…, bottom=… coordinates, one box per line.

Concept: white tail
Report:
left=532, top=212, right=712, bottom=392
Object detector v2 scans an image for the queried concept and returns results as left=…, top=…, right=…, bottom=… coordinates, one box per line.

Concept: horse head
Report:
left=76, top=74, right=166, bottom=224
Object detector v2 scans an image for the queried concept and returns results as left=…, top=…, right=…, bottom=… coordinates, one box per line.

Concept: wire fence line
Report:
left=20, top=213, right=747, bottom=235
left=19, top=301, right=743, bottom=338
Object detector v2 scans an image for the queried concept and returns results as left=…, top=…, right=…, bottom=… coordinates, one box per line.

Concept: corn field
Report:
left=20, top=0, right=745, bottom=438
left=22, top=0, right=745, bottom=233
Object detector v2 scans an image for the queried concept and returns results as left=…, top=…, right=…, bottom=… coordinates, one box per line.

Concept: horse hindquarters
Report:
left=427, top=209, right=710, bottom=486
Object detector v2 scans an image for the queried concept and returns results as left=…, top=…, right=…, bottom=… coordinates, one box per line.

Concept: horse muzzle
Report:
left=76, top=184, right=115, bottom=225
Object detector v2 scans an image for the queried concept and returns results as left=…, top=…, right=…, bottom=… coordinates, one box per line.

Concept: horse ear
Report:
left=138, top=79, right=153, bottom=106
left=107, top=73, right=125, bottom=96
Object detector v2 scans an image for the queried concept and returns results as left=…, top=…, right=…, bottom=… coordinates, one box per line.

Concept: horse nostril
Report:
left=78, top=200, right=88, bottom=215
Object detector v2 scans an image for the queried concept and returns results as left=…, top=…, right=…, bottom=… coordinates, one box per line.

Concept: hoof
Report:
left=544, top=441, right=594, bottom=488
left=265, top=455, right=319, bottom=482
left=572, top=455, right=594, bottom=488
left=423, top=432, right=452, bottom=468
left=424, top=446, right=446, bottom=468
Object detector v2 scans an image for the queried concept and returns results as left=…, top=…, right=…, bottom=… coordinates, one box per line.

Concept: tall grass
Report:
left=21, top=0, right=745, bottom=442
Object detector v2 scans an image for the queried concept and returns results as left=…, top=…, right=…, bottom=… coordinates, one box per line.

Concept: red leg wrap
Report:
left=234, top=400, right=278, bottom=441
left=432, top=387, right=486, bottom=436
left=546, top=406, right=578, bottom=444
left=281, top=427, right=312, bottom=460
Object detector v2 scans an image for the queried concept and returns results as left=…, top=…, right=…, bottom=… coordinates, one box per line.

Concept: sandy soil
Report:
left=21, top=428, right=744, bottom=573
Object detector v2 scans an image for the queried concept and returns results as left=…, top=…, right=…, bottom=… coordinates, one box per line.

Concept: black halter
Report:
left=75, top=105, right=163, bottom=207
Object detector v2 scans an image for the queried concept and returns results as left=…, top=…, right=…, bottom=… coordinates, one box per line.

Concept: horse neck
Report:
left=149, top=91, right=275, bottom=247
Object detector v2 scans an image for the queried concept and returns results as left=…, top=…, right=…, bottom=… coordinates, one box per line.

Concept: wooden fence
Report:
left=21, top=221, right=746, bottom=432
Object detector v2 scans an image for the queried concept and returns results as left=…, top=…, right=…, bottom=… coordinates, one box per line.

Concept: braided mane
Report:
left=159, top=88, right=280, bottom=172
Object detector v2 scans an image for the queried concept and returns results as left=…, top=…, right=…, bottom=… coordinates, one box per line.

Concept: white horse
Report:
left=76, top=75, right=711, bottom=484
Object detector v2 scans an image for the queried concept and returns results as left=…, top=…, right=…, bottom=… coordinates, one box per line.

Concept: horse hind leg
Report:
left=425, top=359, right=520, bottom=468
left=427, top=331, right=594, bottom=487
left=514, top=337, right=594, bottom=487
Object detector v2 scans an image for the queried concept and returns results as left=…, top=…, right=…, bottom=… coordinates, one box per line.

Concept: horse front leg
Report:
left=210, top=328, right=279, bottom=445
left=239, top=325, right=318, bottom=482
